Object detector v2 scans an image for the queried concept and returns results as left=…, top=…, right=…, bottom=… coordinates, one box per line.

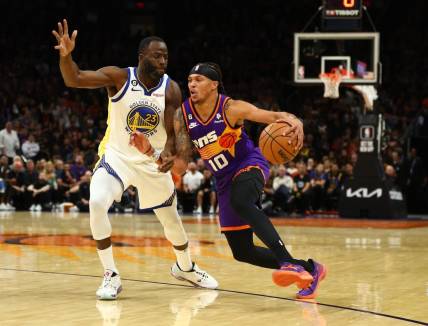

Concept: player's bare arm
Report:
left=173, top=107, right=194, bottom=164
left=224, top=99, right=304, bottom=150
left=157, top=80, right=182, bottom=172
left=52, top=19, right=127, bottom=93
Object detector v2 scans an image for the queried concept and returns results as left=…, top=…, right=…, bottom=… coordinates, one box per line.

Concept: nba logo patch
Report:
left=360, top=126, right=374, bottom=140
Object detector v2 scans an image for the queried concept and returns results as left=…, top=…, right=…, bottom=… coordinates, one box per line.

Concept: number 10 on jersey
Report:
left=208, top=153, right=229, bottom=172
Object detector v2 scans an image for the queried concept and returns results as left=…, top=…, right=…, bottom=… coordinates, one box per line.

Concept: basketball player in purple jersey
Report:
left=132, top=63, right=326, bottom=299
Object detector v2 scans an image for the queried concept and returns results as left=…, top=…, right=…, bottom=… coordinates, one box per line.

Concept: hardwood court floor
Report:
left=0, top=211, right=427, bottom=325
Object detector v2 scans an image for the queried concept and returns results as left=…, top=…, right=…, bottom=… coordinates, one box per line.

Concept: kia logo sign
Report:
left=346, top=188, right=383, bottom=198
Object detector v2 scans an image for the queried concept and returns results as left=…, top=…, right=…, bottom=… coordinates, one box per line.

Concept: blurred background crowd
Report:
left=0, top=0, right=427, bottom=214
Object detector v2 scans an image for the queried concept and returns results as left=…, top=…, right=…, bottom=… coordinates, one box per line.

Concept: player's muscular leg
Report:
left=90, top=168, right=123, bottom=244
left=230, top=169, right=314, bottom=273
left=154, top=199, right=192, bottom=271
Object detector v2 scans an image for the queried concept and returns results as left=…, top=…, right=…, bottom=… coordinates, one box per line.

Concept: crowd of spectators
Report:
left=0, top=0, right=427, bottom=214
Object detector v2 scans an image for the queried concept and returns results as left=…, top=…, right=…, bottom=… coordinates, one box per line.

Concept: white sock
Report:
left=97, top=246, right=119, bottom=274
left=173, top=247, right=192, bottom=271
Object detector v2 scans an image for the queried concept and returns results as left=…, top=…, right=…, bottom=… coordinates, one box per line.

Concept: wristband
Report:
left=143, top=145, right=154, bottom=156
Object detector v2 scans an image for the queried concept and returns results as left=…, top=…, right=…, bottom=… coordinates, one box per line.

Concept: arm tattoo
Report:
left=174, top=108, right=194, bottom=161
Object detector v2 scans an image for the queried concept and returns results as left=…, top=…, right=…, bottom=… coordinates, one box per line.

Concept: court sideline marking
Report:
left=0, top=267, right=426, bottom=325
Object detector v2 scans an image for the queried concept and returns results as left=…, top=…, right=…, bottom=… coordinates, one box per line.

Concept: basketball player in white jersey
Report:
left=52, top=19, right=217, bottom=300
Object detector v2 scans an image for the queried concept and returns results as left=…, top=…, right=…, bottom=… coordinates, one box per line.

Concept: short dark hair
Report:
left=138, top=36, right=165, bottom=53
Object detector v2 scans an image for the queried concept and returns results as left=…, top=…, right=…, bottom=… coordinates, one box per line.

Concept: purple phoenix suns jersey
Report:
left=181, top=94, right=269, bottom=190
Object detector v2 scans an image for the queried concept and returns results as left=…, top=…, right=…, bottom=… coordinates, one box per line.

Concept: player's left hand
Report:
left=276, top=113, right=304, bottom=151
left=158, top=150, right=175, bottom=173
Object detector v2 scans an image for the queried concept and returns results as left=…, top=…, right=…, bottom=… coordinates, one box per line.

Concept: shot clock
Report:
left=323, top=0, right=362, bottom=19
left=322, top=0, right=363, bottom=30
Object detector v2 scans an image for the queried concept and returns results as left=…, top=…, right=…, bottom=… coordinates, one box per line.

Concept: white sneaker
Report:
left=0, top=203, right=7, bottom=211
left=5, top=203, right=15, bottom=211
left=69, top=206, right=80, bottom=212
left=35, top=204, right=42, bottom=211
left=193, top=207, right=202, bottom=214
left=208, top=206, right=215, bottom=214
left=96, top=270, right=123, bottom=300
left=171, top=262, right=218, bottom=289
left=29, top=204, right=36, bottom=211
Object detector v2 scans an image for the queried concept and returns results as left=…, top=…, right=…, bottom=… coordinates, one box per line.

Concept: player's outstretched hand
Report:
left=52, top=19, right=78, bottom=57
left=276, top=113, right=304, bottom=151
left=129, top=131, right=152, bottom=154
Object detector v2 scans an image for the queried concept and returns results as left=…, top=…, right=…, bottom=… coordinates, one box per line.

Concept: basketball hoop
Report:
left=320, top=72, right=342, bottom=99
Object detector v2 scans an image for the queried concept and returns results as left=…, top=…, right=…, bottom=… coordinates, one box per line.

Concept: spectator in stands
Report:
left=70, top=154, right=87, bottom=181
left=325, top=163, right=340, bottom=210
left=339, top=163, right=354, bottom=191
left=196, top=158, right=206, bottom=173
left=292, top=162, right=311, bottom=214
left=6, top=159, right=26, bottom=210
left=286, top=160, right=298, bottom=178
left=55, top=159, right=71, bottom=203
left=36, top=159, right=46, bottom=174
left=384, top=164, right=397, bottom=187
left=68, top=171, right=91, bottom=212
left=45, top=161, right=58, bottom=206
left=181, top=162, right=204, bottom=213
left=194, top=169, right=217, bottom=215
left=306, top=158, right=315, bottom=176
left=0, top=155, right=9, bottom=210
left=0, top=122, right=20, bottom=164
left=390, top=150, right=405, bottom=189
left=309, top=163, right=328, bottom=211
left=21, top=134, right=40, bottom=160
left=23, top=160, right=39, bottom=209
left=28, top=172, right=52, bottom=211
left=272, top=164, right=294, bottom=214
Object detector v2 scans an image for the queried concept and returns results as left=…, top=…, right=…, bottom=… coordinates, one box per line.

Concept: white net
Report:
left=320, top=73, right=342, bottom=99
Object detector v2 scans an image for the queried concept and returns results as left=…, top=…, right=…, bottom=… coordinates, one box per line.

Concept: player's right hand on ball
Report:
left=52, top=19, right=78, bottom=57
left=276, top=113, right=304, bottom=151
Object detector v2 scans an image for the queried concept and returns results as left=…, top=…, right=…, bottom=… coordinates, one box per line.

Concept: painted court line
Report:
left=0, top=267, right=426, bottom=325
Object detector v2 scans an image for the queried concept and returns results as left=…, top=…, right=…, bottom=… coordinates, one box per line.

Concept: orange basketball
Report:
left=259, top=121, right=301, bottom=164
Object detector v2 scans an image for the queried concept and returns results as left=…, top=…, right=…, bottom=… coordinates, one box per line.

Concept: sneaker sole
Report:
left=272, top=270, right=313, bottom=289
left=96, top=285, right=123, bottom=300
left=296, top=265, right=327, bottom=299
left=171, top=272, right=218, bottom=289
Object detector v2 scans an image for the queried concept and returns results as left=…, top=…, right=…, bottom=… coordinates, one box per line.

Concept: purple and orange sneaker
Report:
left=272, top=263, right=313, bottom=289
left=296, top=260, right=327, bottom=299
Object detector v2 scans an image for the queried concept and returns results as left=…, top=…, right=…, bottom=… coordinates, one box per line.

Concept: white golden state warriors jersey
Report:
left=98, top=67, right=169, bottom=163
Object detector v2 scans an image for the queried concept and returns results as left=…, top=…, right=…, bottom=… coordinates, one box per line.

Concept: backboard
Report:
left=293, top=32, right=380, bottom=84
